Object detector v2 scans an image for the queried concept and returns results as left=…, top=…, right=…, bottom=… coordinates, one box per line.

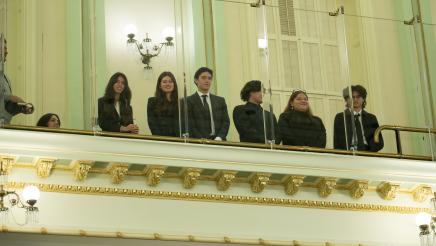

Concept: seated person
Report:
left=333, top=85, right=384, bottom=152
left=98, top=72, right=139, bottom=134
left=233, top=80, right=279, bottom=144
left=36, top=113, right=61, bottom=128
left=278, top=90, right=326, bottom=148
left=147, top=71, right=180, bottom=137
left=186, top=67, right=229, bottom=140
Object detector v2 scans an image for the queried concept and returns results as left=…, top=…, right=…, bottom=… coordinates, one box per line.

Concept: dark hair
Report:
left=102, top=72, right=132, bottom=116
left=240, top=80, right=261, bottom=102
left=343, top=85, right=367, bottom=108
left=154, top=71, right=178, bottom=115
left=36, top=113, right=61, bottom=127
left=284, top=90, right=312, bottom=115
left=194, top=67, right=213, bottom=80
left=103, top=72, right=131, bottom=102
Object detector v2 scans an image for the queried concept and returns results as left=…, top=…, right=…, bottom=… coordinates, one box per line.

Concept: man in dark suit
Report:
left=334, top=85, right=383, bottom=152
left=233, top=80, right=280, bottom=144
left=186, top=67, right=230, bottom=140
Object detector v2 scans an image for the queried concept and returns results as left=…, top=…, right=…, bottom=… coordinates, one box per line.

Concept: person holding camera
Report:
left=1, top=38, right=33, bottom=124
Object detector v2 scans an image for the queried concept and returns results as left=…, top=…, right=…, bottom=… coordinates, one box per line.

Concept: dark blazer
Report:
left=233, top=102, right=280, bottom=144
left=98, top=97, right=133, bottom=132
left=186, top=92, right=230, bottom=140
left=147, top=97, right=180, bottom=137
left=278, top=110, right=326, bottom=148
left=333, top=109, right=384, bottom=152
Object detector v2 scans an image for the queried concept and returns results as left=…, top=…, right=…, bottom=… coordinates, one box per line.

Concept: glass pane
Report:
left=96, top=0, right=181, bottom=139
left=277, top=4, right=343, bottom=150
left=420, top=0, right=436, bottom=159
left=342, top=3, right=432, bottom=157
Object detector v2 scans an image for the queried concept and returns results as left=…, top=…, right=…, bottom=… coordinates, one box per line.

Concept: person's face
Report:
left=195, top=72, right=212, bottom=93
left=47, top=115, right=60, bottom=128
left=159, top=76, right=174, bottom=94
left=352, top=91, right=364, bottom=111
left=113, top=76, right=126, bottom=95
left=291, top=92, right=309, bottom=112
left=249, top=91, right=263, bottom=104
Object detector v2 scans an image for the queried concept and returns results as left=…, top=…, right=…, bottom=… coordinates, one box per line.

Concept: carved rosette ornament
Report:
left=377, top=182, right=399, bottom=200
left=284, top=175, right=305, bottom=195
left=216, top=171, right=237, bottom=191
left=250, top=173, right=270, bottom=193
left=73, top=161, right=94, bottom=181
left=36, top=158, right=56, bottom=178
left=412, top=185, right=432, bottom=202
left=144, top=167, right=166, bottom=186
left=0, top=156, right=15, bottom=175
left=349, top=180, right=369, bottom=199
left=109, top=164, right=129, bottom=184
left=317, top=177, right=337, bottom=198
left=182, top=168, right=201, bottom=189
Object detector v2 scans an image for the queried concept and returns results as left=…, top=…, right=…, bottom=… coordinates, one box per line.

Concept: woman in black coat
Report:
left=278, top=90, right=326, bottom=148
left=147, top=71, right=180, bottom=137
left=98, top=72, right=139, bottom=133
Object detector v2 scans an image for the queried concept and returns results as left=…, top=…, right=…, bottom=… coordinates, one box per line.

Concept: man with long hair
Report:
left=333, top=85, right=384, bottom=152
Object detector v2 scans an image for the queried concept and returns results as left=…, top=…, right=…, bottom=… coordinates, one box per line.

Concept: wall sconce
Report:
left=415, top=193, right=436, bottom=246
left=125, top=24, right=175, bottom=70
left=0, top=159, right=40, bottom=225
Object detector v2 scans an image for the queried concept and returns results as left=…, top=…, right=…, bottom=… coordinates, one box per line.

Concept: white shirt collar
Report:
left=197, top=91, right=210, bottom=98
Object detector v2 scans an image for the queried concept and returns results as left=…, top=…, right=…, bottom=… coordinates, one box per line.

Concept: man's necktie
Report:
left=354, top=114, right=365, bottom=150
left=201, top=95, right=212, bottom=133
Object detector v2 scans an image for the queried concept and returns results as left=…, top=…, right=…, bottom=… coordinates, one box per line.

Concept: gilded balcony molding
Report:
left=4, top=182, right=430, bottom=214
left=35, top=158, right=56, bottom=178
left=317, top=178, right=337, bottom=198
left=412, top=185, right=432, bottom=202
left=108, top=163, right=129, bottom=184
left=216, top=171, right=237, bottom=191
left=377, top=182, right=400, bottom=200
left=250, top=173, right=270, bottom=193
left=144, top=166, right=166, bottom=186
left=182, top=168, right=201, bottom=189
left=348, top=180, right=369, bottom=199
left=284, top=175, right=305, bottom=195
left=73, top=161, right=94, bottom=181
left=0, top=155, right=16, bottom=175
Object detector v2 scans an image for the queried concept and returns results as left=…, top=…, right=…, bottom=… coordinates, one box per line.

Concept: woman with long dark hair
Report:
left=36, top=113, right=61, bottom=128
left=278, top=90, right=326, bottom=147
left=147, top=71, right=180, bottom=137
left=98, top=72, right=139, bottom=133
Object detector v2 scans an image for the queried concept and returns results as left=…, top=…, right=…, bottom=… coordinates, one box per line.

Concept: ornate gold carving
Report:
left=250, top=173, right=270, bottom=193
left=40, top=227, right=48, bottom=234
left=349, top=180, right=369, bottom=199
left=216, top=171, right=237, bottom=191
left=144, top=166, right=166, bottom=186
left=182, top=168, right=201, bottom=189
left=0, top=156, right=15, bottom=175
left=412, top=185, right=433, bottom=202
left=5, top=182, right=431, bottom=214
left=317, top=178, right=337, bottom=198
left=73, top=161, right=94, bottom=181
left=284, top=175, right=305, bottom=195
left=108, top=164, right=129, bottom=184
left=377, top=182, right=400, bottom=200
left=35, top=158, right=56, bottom=178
